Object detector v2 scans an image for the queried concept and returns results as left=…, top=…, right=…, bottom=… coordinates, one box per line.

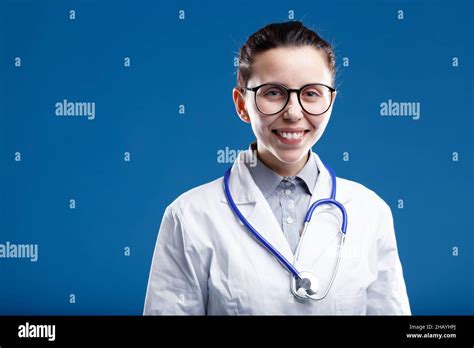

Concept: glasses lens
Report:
left=255, top=84, right=288, bottom=114
left=300, top=84, right=332, bottom=115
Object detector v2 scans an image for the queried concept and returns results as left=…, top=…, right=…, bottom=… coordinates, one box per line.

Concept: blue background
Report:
left=0, top=0, right=472, bottom=315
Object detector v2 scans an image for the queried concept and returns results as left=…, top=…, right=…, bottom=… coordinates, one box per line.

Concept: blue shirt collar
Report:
left=246, top=141, right=319, bottom=198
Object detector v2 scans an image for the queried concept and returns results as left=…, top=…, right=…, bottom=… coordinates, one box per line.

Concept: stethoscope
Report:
left=223, top=159, right=348, bottom=301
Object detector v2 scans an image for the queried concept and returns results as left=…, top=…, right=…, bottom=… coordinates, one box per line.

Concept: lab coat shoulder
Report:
left=336, top=175, right=401, bottom=263
left=170, top=176, right=223, bottom=209
left=167, top=176, right=225, bottom=236
left=336, top=176, right=394, bottom=252
left=143, top=177, right=224, bottom=315
left=336, top=176, right=411, bottom=315
left=336, top=176, right=392, bottom=223
left=161, top=175, right=226, bottom=267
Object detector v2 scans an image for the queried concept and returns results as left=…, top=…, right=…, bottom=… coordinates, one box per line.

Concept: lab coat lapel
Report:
left=220, top=150, right=294, bottom=264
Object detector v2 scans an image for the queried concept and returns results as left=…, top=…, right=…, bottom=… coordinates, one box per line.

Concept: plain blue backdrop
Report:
left=0, top=0, right=472, bottom=314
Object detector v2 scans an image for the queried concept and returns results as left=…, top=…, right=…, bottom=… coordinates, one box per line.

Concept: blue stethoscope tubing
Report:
left=223, top=160, right=348, bottom=286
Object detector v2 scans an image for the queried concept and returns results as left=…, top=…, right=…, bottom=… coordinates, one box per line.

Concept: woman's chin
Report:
left=272, top=148, right=310, bottom=165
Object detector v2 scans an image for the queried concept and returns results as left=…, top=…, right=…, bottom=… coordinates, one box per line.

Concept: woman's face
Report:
left=233, top=46, right=336, bottom=170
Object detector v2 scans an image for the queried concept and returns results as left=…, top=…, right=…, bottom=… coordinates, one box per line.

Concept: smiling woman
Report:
left=143, top=21, right=411, bottom=315
left=233, top=44, right=337, bottom=176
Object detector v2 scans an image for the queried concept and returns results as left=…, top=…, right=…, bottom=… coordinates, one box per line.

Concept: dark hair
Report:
left=237, top=21, right=336, bottom=90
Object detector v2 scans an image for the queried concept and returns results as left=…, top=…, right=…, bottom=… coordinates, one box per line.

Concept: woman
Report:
left=144, top=21, right=411, bottom=315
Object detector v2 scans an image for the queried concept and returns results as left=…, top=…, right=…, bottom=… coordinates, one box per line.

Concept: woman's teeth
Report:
left=277, top=131, right=305, bottom=139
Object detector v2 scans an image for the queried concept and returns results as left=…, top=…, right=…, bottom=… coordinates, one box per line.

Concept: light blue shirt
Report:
left=246, top=142, right=319, bottom=253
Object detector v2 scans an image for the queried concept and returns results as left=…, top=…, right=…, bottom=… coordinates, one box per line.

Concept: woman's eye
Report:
left=265, top=89, right=283, bottom=97
left=304, top=90, right=321, bottom=98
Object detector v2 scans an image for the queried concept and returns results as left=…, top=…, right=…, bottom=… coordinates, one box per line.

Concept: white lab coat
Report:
left=144, top=149, right=411, bottom=315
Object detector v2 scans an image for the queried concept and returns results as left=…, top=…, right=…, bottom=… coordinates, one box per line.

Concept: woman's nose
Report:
left=282, top=93, right=303, bottom=120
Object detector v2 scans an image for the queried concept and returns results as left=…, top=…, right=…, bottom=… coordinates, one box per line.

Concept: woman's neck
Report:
left=256, top=147, right=310, bottom=177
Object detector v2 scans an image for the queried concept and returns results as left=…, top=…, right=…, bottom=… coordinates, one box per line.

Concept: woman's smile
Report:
left=271, top=128, right=311, bottom=145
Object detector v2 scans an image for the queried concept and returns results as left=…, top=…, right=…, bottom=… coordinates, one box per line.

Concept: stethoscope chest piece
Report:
left=292, top=271, right=319, bottom=300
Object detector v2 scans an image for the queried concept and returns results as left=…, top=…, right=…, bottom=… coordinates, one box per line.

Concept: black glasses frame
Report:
left=244, top=82, right=336, bottom=116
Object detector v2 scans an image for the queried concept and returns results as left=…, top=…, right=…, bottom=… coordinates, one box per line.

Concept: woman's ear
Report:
left=232, top=87, right=251, bottom=123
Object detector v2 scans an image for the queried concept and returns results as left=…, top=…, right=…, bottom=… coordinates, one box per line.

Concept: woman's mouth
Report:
left=272, top=129, right=310, bottom=145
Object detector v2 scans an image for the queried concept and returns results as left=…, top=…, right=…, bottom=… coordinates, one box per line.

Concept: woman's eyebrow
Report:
left=261, top=81, right=291, bottom=87
left=261, top=81, right=323, bottom=88
left=256, top=80, right=284, bottom=85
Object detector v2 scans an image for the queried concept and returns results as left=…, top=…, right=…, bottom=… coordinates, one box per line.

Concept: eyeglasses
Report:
left=244, top=82, right=336, bottom=116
